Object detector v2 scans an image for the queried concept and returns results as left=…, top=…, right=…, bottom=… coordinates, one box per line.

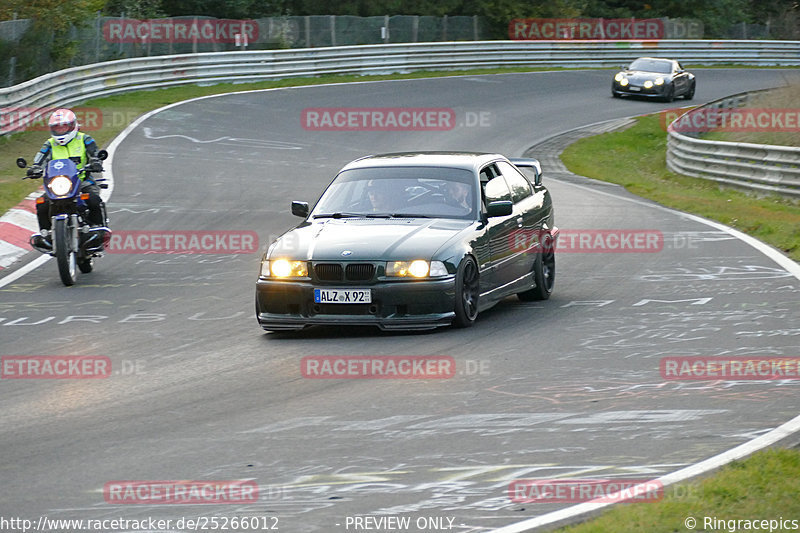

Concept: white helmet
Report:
left=48, top=108, right=78, bottom=146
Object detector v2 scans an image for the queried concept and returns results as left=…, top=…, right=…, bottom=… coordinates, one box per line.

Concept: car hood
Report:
left=269, top=218, right=473, bottom=261
left=623, top=70, right=670, bottom=83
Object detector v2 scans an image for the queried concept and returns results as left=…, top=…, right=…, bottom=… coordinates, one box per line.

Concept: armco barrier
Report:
left=1, top=39, right=799, bottom=135
left=666, top=90, right=800, bottom=198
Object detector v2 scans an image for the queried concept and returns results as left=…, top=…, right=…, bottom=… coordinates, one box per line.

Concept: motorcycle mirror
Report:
left=16, top=158, right=27, bottom=169
left=97, top=150, right=108, bottom=161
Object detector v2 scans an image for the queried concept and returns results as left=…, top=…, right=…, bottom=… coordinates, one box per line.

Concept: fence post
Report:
left=193, top=16, right=198, bottom=53
left=9, top=12, right=18, bottom=86
left=305, top=16, right=311, bottom=47
left=8, top=57, right=16, bottom=87
left=330, top=15, right=335, bottom=46
left=95, top=12, right=101, bottom=63
left=383, top=15, right=389, bottom=43
left=442, top=14, right=447, bottom=41
left=412, top=15, right=419, bottom=42
left=119, top=12, right=125, bottom=56
left=473, top=15, right=478, bottom=40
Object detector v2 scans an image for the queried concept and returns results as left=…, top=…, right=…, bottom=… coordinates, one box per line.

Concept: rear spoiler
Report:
left=509, top=158, right=543, bottom=185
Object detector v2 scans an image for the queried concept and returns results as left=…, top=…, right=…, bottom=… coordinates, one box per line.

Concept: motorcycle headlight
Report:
left=614, top=73, right=624, bottom=82
left=264, top=259, right=308, bottom=278
left=48, top=175, right=72, bottom=197
left=386, top=260, right=447, bottom=278
left=654, top=77, right=665, bottom=85
left=643, top=80, right=654, bottom=89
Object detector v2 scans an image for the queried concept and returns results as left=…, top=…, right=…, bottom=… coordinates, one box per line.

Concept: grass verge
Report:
left=560, top=113, right=800, bottom=261
left=702, top=84, right=800, bottom=147
left=553, top=447, right=800, bottom=532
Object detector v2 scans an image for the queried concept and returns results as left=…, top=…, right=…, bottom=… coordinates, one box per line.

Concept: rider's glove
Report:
left=87, top=159, right=103, bottom=173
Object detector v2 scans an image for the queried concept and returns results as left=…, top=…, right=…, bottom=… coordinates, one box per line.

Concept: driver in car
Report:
left=445, top=181, right=472, bottom=211
left=365, top=180, right=407, bottom=213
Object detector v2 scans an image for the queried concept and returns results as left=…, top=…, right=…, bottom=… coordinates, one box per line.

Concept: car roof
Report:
left=632, top=57, right=675, bottom=65
left=340, top=152, right=504, bottom=173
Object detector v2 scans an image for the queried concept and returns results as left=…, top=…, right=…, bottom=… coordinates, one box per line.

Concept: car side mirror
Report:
left=96, top=149, right=108, bottom=161
left=486, top=200, right=513, bottom=217
left=16, top=158, right=27, bottom=169
left=291, top=201, right=309, bottom=218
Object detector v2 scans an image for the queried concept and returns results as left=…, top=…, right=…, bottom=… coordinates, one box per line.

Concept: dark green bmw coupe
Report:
left=256, top=152, right=558, bottom=332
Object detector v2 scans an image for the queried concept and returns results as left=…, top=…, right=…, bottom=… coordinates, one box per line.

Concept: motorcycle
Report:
left=17, top=150, right=111, bottom=286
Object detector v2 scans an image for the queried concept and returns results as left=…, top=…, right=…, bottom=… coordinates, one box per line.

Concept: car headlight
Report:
left=619, top=78, right=629, bottom=87
left=263, top=259, right=308, bottom=278
left=386, top=260, right=447, bottom=278
left=643, top=80, right=654, bottom=89
left=614, top=73, right=624, bottom=82
left=48, top=175, right=72, bottom=197
left=654, top=77, right=664, bottom=85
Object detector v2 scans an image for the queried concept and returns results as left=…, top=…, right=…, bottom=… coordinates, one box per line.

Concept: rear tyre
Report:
left=518, top=233, right=555, bottom=301
left=453, top=257, right=479, bottom=328
left=54, top=218, right=77, bottom=286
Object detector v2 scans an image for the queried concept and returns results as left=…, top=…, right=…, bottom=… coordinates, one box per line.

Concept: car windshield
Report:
left=629, top=59, right=672, bottom=74
left=311, top=166, right=477, bottom=220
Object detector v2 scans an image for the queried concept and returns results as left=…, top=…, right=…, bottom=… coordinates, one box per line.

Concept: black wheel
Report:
left=453, top=256, right=479, bottom=328
left=662, top=84, right=675, bottom=103
left=684, top=81, right=695, bottom=100
left=78, top=257, right=93, bottom=273
left=518, top=233, right=555, bottom=301
left=54, top=218, right=77, bottom=286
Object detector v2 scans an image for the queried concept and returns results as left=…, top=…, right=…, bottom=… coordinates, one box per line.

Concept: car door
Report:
left=496, top=160, right=541, bottom=286
left=672, top=62, right=687, bottom=94
left=480, top=164, right=519, bottom=294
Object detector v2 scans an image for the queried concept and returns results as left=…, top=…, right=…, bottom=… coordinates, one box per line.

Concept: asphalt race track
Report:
left=1, top=69, right=799, bottom=532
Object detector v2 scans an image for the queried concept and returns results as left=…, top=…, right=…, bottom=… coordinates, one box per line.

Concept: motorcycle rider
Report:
left=30, top=108, right=106, bottom=248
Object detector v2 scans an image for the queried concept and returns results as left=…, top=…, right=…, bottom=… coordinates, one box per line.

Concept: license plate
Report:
left=629, top=86, right=641, bottom=92
left=314, top=288, right=372, bottom=304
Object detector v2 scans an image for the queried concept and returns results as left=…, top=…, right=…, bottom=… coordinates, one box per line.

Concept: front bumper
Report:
left=256, top=276, right=457, bottom=331
left=612, top=81, right=669, bottom=98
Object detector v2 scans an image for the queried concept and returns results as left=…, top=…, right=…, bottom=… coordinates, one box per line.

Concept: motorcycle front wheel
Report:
left=54, top=218, right=77, bottom=286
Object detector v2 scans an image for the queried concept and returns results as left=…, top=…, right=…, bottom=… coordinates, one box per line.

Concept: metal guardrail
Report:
left=1, top=39, right=799, bottom=136
left=666, top=90, right=800, bottom=198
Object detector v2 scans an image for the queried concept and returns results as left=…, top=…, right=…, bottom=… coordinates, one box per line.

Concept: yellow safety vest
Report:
left=49, top=133, right=88, bottom=179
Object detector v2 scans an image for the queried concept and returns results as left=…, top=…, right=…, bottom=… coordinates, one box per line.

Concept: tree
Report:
left=104, top=0, right=165, bottom=18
